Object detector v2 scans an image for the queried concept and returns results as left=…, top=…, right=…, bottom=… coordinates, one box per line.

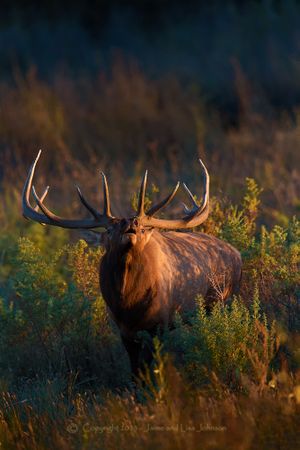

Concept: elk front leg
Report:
left=121, top=335, right=143, bottom=378
left=121, top=335, right=155, bottom=379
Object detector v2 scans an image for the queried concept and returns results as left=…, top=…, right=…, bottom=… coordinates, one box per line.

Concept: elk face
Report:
left=104, top=218, right=154, bottom=252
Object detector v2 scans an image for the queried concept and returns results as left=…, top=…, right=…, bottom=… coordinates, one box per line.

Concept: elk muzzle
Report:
left=121, top=218, right=139, bottom=245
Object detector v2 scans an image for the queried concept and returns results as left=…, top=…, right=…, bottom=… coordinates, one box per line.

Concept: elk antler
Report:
left=138, top=159, right=209, bottom=230
left=136, top=170, right=180, bottom=218
left=22, top=151, right=116, bottom=229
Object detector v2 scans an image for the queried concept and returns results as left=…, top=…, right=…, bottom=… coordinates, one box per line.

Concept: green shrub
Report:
left=201, top=178, right=300, bottom=334
left=0, top=237, right=128, bottom=389
left=163, top=292, right=278, bottom=388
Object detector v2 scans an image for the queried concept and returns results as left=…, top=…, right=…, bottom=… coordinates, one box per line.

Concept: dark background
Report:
left=1, top=0, right=300, bottom=110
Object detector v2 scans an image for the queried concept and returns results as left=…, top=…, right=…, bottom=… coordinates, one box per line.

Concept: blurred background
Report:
left=0, top=0, right=299, bottom=224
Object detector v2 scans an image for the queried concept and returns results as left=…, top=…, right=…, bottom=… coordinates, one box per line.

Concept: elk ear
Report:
left=80, top=230, right=106, bottom=247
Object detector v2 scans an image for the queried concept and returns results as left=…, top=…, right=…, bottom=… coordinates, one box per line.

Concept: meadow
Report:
left=0, top=58, right=299, bottom=449
left=1, top=1, right=300, bottom=445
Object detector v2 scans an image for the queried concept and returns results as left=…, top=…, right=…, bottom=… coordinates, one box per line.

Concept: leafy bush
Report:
left=163, top=293, right=278, bottom=389
left=201, top=178, right=300, bottom=332
left=0, top=237, right=128, bottom=389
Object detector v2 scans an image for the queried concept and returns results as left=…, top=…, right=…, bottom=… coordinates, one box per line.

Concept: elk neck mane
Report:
left=100, top=230, right=170, bottom=306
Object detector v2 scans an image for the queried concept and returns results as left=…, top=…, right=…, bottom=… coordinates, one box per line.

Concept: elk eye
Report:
left=133, top=219, right=138, bottom=226
left=141, top=229, right=145, bottom=233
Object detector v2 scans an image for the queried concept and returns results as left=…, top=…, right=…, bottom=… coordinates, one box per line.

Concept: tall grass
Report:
left=0, top=61, right=299, bottom=224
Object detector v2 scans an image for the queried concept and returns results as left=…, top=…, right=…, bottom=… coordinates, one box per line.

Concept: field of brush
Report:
left=0, top=2, right=300, bottom=449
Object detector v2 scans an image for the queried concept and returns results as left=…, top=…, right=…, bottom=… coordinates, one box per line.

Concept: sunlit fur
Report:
left=99, top=217, right=242, bottom=374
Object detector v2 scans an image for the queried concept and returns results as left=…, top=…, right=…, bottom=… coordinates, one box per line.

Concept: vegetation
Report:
left=0, top=3, right=299, bottom=445
left=0, top=174, right=299, bottom=449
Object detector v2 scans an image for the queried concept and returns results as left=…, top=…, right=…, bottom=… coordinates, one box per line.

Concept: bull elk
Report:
left=22, top=151, right=242, bottom=376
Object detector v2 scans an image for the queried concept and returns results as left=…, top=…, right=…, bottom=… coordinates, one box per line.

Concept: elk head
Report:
left=22, top=151, right=210, bottom=241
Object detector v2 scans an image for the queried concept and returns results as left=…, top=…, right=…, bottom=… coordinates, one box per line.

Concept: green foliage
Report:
left=0, top=188, right=69, bottom=295
left=201, top=180, right=299, bottom=335
left=164, top=293, right=278, bottom=388
left=219, top=205, right=254, bottom=252
left=242, top=178, right=262, bottom=223
left=68, top=239, right=103, bottom=300
left=0, top=237, right=128, bottom=388
left=242, top=217, right=300, bottom=332
left=218, top=178, right=262, bottom=254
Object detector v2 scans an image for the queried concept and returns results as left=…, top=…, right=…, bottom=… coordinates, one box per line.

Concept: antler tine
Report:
left=137, top=170, right=148, bottom=217
left=32, top=184, right=79, bottom=225
left=197, top=158, right=209, bottom=213
left=22, top=151, right=116, bottom=229
left=33, top=186, right=49, bottom=212
left=76, top=186, right=100, bottom=220
left=146, top=181, right=180, bottom=217
left=181, top=159, right=209, bottom=214
left=140, top=159, right=210, bottom=230
left=76, top=172, right=113, bottom=220
left=182, top=182, right=198, bottom=211
left=101, top=172, right=112, bottom=217
left=23, top=149, right=42, bottom=206
left=181, top=202, right=192, bottom=215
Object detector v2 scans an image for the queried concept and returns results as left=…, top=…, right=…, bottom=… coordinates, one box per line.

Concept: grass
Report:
left=0, top=61, right=299, bottom=224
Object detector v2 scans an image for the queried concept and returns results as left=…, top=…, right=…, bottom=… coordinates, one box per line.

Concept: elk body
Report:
left=23, top=152, right=242, bottom=376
